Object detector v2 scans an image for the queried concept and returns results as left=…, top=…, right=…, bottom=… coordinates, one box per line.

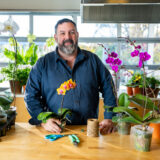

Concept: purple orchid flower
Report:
left=110, top=52, right=118, bottom=58
left=111, top=65, right=119, bottom=73
left=131, top=50, right=139, bottom=57
left=138, top=52, right=151, bottom=68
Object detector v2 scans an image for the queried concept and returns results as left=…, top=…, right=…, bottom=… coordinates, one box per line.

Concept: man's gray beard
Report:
left=59, top=42, right=77, bottom=55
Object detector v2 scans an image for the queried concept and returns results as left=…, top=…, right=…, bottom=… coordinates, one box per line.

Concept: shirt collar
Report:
left=55, top=46, right=87, bottom=63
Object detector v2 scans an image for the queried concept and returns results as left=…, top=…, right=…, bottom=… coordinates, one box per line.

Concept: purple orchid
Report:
left=110, top=52, right=118, bottom=58
left=138, top=52, right=151, bottom=68
left=105, top=57, right=114, bottom=64
left=131, top=50, right=139, bottom=57
left=111, top=65, right=119, bottom=73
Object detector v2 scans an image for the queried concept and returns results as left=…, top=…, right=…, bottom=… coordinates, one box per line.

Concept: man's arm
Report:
left=24, top=58, right=45, bottom=125
left=95, top=55, right=117, bottom=134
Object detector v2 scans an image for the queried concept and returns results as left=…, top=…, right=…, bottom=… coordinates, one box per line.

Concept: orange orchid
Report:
left=57, top=87, right=66, bottom=95
left=61, top=81, right=70, bottom=91
left=57, top=79, right=76, bottom=95
left=67, top=79, right=76, bottom=89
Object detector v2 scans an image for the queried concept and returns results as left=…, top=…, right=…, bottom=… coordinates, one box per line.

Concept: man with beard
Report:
left=24, top=18, right=117, bottom=134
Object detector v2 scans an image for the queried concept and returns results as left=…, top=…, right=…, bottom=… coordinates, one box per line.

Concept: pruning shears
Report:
left=68, top=134, right=80, bottom=146
left=45, top=134, right=80, bottom=146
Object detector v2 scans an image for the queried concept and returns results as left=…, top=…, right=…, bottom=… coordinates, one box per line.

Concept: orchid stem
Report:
left=60, top=95, right=65, bottom=117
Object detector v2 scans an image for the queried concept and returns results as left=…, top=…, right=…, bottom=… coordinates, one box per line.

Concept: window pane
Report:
left=0, top=15, right=29, bottom=37
left=33, top=16, right=73, bottom=37
left=152, top=24, right=160, bottom=37
left=153, top=43, right=160, bottom=64
left=77, top=16, right=117, bottom=37
left=79, top=43, right=103, bottom=60
left=121, top=24, right=149, bottom=37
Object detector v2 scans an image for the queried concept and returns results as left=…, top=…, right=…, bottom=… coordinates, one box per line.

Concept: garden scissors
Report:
left=45, top=134, right=71, bottom=141
left=45, top=134, right=80, bottom=146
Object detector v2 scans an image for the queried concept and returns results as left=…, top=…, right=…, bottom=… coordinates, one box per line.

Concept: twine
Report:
left=87, top=119, right=99, bottom=137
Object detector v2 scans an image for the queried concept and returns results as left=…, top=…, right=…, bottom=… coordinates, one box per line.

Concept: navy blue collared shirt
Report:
left=24, top=47, right=116, bottom=125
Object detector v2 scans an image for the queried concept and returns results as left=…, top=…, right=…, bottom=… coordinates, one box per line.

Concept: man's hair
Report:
left=55, top=18, right=77, bottom=33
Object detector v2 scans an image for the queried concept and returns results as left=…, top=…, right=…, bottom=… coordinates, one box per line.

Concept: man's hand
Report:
left=99, top=119, right=116, bottom=134
left=41, top=118, right=62, bottom=133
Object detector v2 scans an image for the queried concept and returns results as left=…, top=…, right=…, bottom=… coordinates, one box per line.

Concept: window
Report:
left=77, top=16, right=117, bottom=37
left=33, top=15, right=73, bottom=37
left=0, top=12, right=160, bottom=96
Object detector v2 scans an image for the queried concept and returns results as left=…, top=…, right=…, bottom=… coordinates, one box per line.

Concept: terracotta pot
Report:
left=149, top=123, right=160, bottom=141
left=132, top=86, right=140, bottom=96
left=126, top=86, right=133, bottom=96
left=140, top=88, right=160, bottom=98
left=9, top=80, right=22, bottom=94
left=23, top=85, right=26, bottom=93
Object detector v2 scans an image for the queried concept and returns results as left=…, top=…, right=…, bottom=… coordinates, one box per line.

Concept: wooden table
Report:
left=0, top=123, right=160, bottom=160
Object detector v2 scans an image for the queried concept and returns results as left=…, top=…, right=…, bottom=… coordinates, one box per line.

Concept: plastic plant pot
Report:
left=132, top=125, right=153, bottom=152
left=117, top=121, right=131, bottom=135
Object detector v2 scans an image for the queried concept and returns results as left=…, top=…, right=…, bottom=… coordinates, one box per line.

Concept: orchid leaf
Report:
left=58, top=108, right=72, bottom=119
left=113, top=107, right=143, bottom=122
left=37, top=112, right=58, bottom=123
left=129, top=94, right=159, bottom=111
left=118, top=93, right=130, bottom=107
left=128, top=106, right=139, bottom=111
left=135, top=94, right=153, bottom=103
left=143, top=111, right=153, bottom=121
left=112, top=116, right=119, bottom=123
left=104, top=105, right=114, bottom=112
left=147, top=117, right=160, bottom=123
left=119, top=116, right=142, bottom=124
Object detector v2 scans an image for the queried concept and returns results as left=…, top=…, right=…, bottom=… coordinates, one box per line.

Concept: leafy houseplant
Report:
left=0, top=93, right=14, bottom=125
left=0, top=38, right=39, bottom=93
left=126, top=72, right=143, bottom=96
left=37, top=79, right=76, bottom=131
left=140, top=76, right=160, bottom=98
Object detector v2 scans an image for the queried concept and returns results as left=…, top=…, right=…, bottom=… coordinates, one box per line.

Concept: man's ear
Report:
left=54, top=34, right=58, bottom=43
left=77, top=32, right=79, bottom=39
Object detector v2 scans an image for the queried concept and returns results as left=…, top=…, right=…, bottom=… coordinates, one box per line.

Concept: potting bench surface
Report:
left=0, top=123, right=160, bottom=160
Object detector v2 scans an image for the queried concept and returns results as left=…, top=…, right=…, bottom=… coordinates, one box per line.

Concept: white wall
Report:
left=0, top=0, right=81, bottom=11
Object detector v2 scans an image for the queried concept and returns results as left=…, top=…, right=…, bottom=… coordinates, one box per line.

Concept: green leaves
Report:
left=37, top=108, right=72, bottom=123
left=129, top=94, right=159, bottom=111
left=147, top=117, right=160, bottom=123
left=58, top=108, right=72, bottom=119
left=118, top=93, right=130, bottom=107
left=37, top=112, right=58, bottom=123
left=1, top=42, right=39, bottom=84
left=113, top=107, right=143, bottom=122
left=0, top=95, right=13, bottom=110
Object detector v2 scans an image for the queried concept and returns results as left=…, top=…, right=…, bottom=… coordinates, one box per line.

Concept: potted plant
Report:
left=140, top=76, right=160, bottom=98
left=113, top=93, right=160, bottom=151
left=0, top=94, right=14, bottom=126
left=37, top=79, right=76, bottom=132
left=0, top=92, right=15, bottom=118
left=126, top=72, right=143, bottom=96
left=0, top=37, right=38, bottom=94
left=105, top=93, right=137, bottom=135
left=115, top=36, right=160, bottom=152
